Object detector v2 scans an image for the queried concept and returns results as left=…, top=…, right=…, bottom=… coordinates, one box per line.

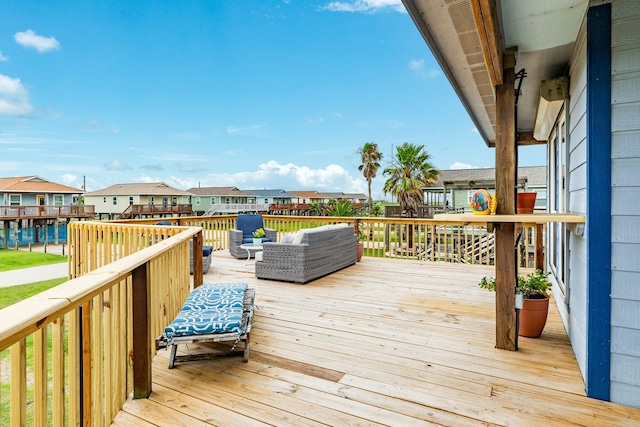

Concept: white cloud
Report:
left=104, top=160, right=131, bottom=171
left=160, top=160, right=366, bottom=194
left=225, top=124, right=264, bottom=135
left=0, top=51, right=8, bottom=61
left=449, top=162, right=477, bottom=170
left=321, top=0, right=405, bottom=13
left=14, top=29, right=61, bottom=53
left=78, top=118, right=119, bottom=135
left=177, top=164, right=207, bottom=173
left=59, top=173, right=77, bottom=185
left=408, top=59, right=439, bottom=79
left=0, top=74, right=34, bottom=115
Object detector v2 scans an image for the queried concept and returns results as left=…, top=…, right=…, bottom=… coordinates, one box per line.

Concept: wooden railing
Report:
left=0, top=204, right=95, bottom=219
left=0, top=222, right=203, bottom=426
left=120, top=204, right=193, bottom=219
left=0, top=215, right=544, bottom=424
left=127, top=215, right=544, bottom=268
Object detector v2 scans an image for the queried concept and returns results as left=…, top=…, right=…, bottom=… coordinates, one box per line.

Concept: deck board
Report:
left=115, top=253, right=640, bottom=426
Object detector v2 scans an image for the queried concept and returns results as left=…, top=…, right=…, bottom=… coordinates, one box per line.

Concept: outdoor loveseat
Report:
left=255, top=223, right=357, bottom=284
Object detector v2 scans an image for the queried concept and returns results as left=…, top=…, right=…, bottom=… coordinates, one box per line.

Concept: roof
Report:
left=245, top=189, right=298, bottom=198
left=429, top=166, right=546, bottom=189
left=84, top=182, right=193, bottom=196
left=288, top=190, right=331, bottom=199
left=0, top=176, right=82, bottom=194
left=187, top=186, right=255, bottom=197
left=402, top=0, right=587, bottom=146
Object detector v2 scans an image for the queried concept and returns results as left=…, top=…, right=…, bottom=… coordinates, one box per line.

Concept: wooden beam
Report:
left=517, top=131, right=546, bottom=145
left=494, top=52, right=517, bottom=351
left=470, top=0, right=504, bottom=86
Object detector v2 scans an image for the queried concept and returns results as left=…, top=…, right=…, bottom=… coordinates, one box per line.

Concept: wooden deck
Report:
left=113, top=254, right=640, bottom=426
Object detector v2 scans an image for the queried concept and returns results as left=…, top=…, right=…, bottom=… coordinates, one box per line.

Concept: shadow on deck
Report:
left=113, top=253, right=640, bottom=426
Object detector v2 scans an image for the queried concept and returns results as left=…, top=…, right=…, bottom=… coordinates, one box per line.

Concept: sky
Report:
left=0, top=0, right=545, bottom=200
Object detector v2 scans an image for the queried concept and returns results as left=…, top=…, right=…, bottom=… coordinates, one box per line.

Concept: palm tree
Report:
left=383, top=142, right=439, bottom=215
left=383, top=142, right=440, bottom=248
left=357, top=142, right=383, bottom=216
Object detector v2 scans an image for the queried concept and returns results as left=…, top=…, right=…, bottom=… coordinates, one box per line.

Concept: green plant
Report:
left=478, top=269, right=552, bottom=299
left=252, top=228, right=265, bottom=238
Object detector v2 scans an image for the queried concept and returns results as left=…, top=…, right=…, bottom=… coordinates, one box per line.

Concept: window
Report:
left=9, top=194, right=21, bottom=206
left=225, top=197, right=230, bottom=204
left=149, top=196, right=155, bottom=204
left=54, top=195, right=63, bottom=205
left=103, top=197, right=107, bottom=204
left=195, top=197, right=201, bottom=206
left=112, top=197, right=117, bottom=205
left=162, top=197, right=169, bottom=205
left=172, top=197, right=177, bottom=205
left=264, top=199, right=268, bottom=204
left=211, top=197, right=215, bottom=204
left=129, top=197, right=134, bottom=205
left=547, top=106, right=568, bottom=299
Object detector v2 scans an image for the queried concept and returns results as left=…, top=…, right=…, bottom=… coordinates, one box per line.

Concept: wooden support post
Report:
left=193, top=232, right=203, bottom=289
left=494, top=52, right=517, bottom=350
left=132, top=263, right=152, bottom=398
left=535, top=224, right=544, bottom=271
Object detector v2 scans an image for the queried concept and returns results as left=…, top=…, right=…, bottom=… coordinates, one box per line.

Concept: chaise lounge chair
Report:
left=155, top=282, right=255, bottom=368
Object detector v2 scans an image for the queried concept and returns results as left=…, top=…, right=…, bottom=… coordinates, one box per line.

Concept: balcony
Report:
left=0, top=204, right=95, bottom=220
left=1, top=217, right=636, bottom=425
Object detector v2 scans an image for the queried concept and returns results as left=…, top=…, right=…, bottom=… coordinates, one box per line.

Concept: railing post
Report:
left=132, top=262, right=152, bottom=398
left=193, top=232, right=203, bottom=288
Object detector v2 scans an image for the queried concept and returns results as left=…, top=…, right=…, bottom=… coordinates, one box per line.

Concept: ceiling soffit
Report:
left=403, top=0, right=588, bottom=147
left=404, top=0, right=497, bottom=144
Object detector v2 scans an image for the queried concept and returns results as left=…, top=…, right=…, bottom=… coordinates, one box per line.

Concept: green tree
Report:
left=383, top=143, right=439, bottom=248
left=357, top=142, right=383, bottom=216
left=383, top=142, right=439, bottom=216
left=326, top=199, right=356, bottom=217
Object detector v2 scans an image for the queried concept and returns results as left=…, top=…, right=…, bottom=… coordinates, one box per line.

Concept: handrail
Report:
left=0, top=222, right=201, bottom=426
left=0, top=204, right=95, bottom=219
left=120, top=214, right=543, bottom=268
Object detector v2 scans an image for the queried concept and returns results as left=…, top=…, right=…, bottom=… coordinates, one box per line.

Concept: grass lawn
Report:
left=0, top=248, right=66, bottom=272
left=0, top=277, right=68, bottom=309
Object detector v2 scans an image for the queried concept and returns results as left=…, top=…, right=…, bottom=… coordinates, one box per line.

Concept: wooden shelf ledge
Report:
left=433, top=213, right=586, bottom=225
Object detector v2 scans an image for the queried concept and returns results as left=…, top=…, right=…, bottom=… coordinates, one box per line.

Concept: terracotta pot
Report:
left=517, top=192, right=537, bottom=214
left=356, top=242, right=364, bottom=262
left=519, top=296, right=549, bottom=337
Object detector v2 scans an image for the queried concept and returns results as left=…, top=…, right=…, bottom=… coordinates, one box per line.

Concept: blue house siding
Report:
left=608, top=0, right=640, bottom=408
left=562, top=10, right=588, bottom=381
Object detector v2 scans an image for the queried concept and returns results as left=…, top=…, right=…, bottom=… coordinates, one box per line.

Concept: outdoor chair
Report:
left=156, top=282, right=255, bottom=368
left=229, top=214, right=277, bottom=259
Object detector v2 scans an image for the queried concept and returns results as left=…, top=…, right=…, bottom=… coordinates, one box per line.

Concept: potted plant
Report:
left=478, top=269, right=552, bottom=337
left=252, top=228, right=265, bottom=246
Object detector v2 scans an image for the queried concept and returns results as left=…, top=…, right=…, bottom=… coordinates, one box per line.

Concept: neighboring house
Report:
left=83, top=182, right=193, bottom=219
left=403, top=0, right=639, bottom=407
left=0, top=175, right=92, bottom=247
left=288, top=190, right=332, bottom=205
left=244, top=189, right=297, bottom=206
left=188, top=186, right=268, bottom=215
left=425, top=166, right=547, bottom=212
left=0, top=175, right=83, bottom=208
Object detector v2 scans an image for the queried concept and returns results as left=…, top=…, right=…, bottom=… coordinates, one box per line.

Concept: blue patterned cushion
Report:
left=202, top=246, right=213, bottom=257
left=164, top=283, right=248, bottom=339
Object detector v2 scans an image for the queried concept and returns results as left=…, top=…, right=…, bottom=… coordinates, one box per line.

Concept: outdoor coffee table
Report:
left=239, top=243, right=263, bottom=267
